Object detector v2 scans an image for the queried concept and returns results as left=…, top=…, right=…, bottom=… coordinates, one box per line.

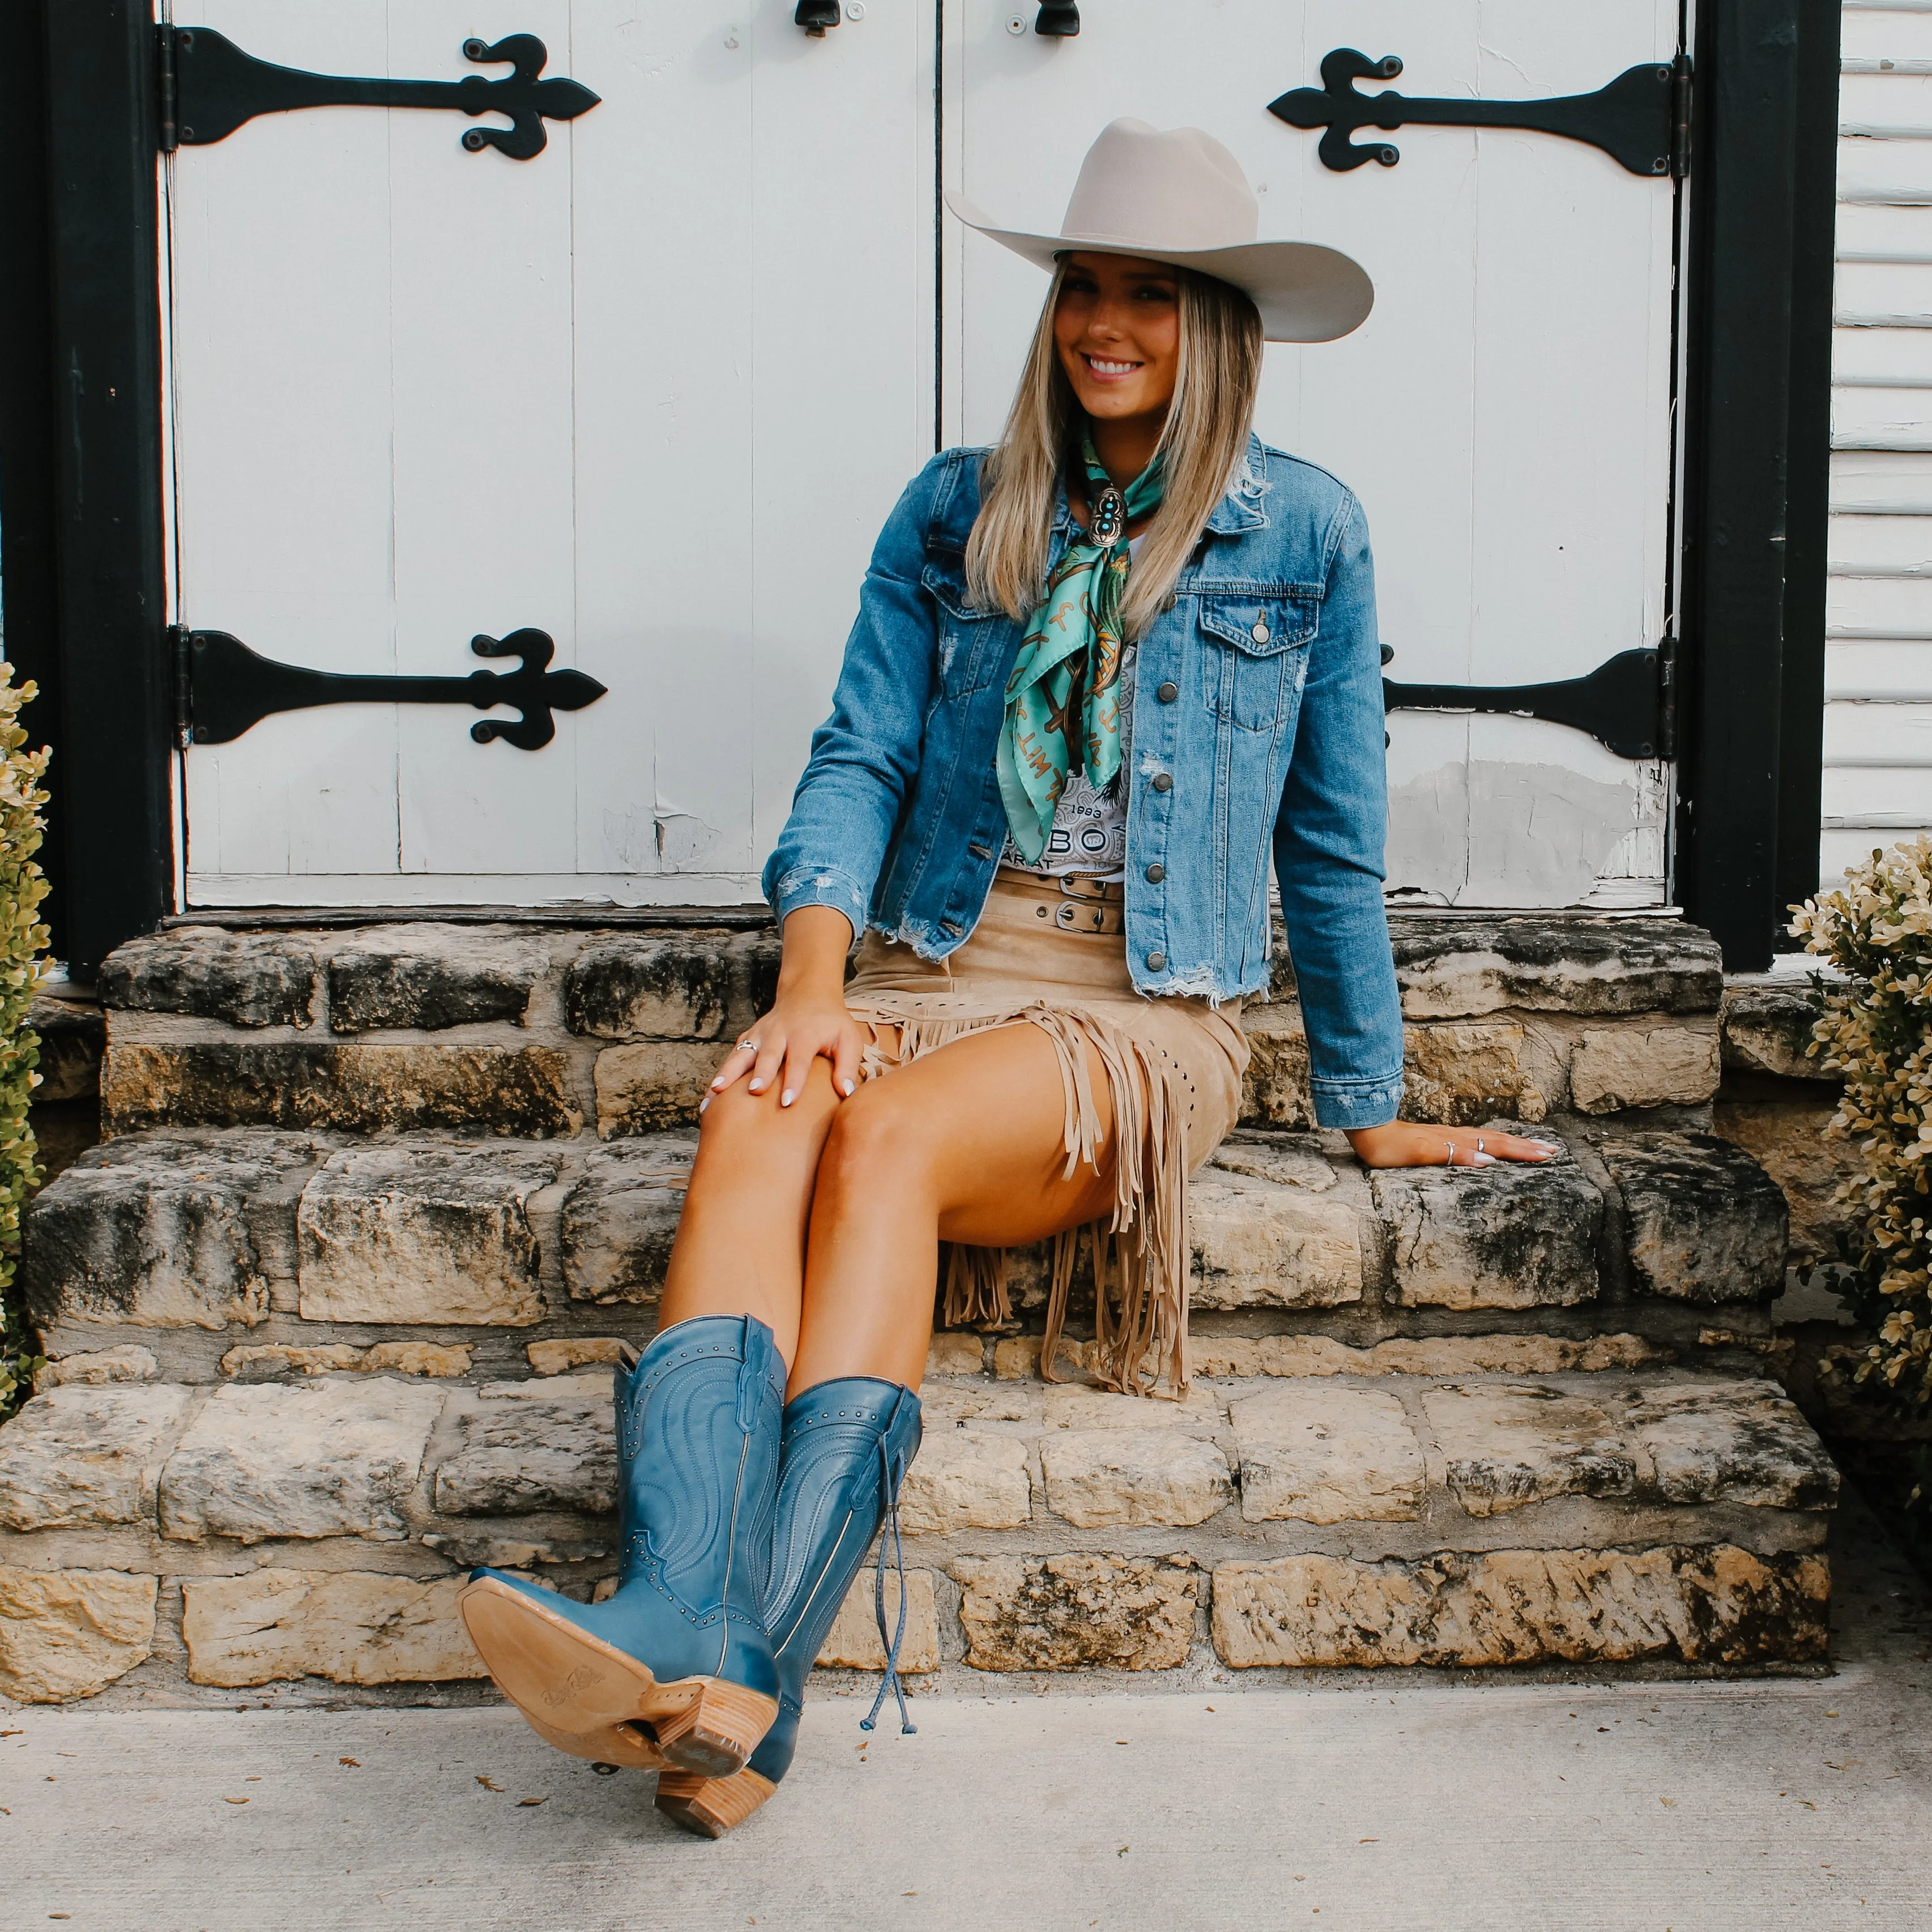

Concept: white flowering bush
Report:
left=0, top=663, right=49, bottom=1419
left=1791, top=834, right=1932, bottom=1406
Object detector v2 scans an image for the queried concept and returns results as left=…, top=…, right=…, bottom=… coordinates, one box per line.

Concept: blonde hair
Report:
left=965, top=259, right=1264, bottom=636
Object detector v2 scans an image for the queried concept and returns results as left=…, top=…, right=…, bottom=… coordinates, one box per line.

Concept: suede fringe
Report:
left=852, top=1003, right=1192, bottom=1397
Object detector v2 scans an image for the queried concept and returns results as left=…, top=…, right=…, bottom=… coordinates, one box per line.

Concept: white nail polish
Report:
left=698, top=1095, right=710, bottom=1115
left=781, top=1090, right=795, bottom=1107
left=842, top=1078, right=855, bottom=1097
left=1470, top=1151, right=1497, bottom=1166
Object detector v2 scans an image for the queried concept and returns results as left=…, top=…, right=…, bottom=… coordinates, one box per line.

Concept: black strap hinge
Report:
left=167, top=623, right=193, bottom=747
left=157, top=24, right=179, bottom=153
left=1671, top=53, right=1692, bottom=178
left=1657, top=630, right=1681, bottom=760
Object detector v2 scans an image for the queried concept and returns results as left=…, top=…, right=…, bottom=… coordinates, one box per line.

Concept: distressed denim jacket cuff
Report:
left=769, top=863, right=871, bottom=940
left=1309, top=1073, right=1406, bottom=1132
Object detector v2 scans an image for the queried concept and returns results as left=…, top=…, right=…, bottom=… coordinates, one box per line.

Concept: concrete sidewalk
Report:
left=6, top=1498, right=1930, bottom=1932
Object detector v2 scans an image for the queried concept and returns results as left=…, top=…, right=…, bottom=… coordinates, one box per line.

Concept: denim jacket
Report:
left=762, top=435, right=1405, bottom=1130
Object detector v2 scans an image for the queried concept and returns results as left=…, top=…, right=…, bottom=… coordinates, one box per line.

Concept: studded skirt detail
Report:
left=845, top=871, right=1249, bottom=1396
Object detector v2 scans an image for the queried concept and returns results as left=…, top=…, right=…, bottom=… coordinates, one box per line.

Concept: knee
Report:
left=817, top=1086, right=933, bottom=1195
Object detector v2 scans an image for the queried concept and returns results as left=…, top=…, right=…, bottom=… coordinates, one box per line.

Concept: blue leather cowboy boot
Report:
left=459, top=1313, right=786, bottom=1780
left=655, top=1375, right=923, bottom=1837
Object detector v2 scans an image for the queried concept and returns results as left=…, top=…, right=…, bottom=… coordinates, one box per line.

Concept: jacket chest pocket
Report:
left=1198, top=594, right=1316, bottom=733
left=923, top=563, right=1005, bottom=697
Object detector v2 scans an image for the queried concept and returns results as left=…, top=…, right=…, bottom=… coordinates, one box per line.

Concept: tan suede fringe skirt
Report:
left=845, top=871, right=1249, bottom=1397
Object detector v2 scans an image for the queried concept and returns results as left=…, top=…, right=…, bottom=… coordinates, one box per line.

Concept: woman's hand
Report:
left=703, top=905, right=868, bottom=1112
left=1345, top=1123, right=1556, bottom=1169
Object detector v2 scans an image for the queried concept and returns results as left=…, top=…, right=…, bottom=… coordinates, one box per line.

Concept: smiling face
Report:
left=1052, top=251, right=1182, bottom=433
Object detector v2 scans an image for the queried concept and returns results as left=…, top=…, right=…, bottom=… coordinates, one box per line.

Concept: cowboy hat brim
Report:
left=945, top=190, right=1372, bottom=345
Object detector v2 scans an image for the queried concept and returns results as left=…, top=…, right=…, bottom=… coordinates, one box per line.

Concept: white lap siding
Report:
left=1827, top=2, right=1932, bottom=885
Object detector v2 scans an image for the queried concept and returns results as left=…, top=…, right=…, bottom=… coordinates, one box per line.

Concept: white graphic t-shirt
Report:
left=998, top=535, right=1142, bottom=884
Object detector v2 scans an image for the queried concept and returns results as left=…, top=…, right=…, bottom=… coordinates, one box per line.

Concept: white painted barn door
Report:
left=166, top=1, right=933, bottom=906
left=945, top=0, right=1681, bottom=909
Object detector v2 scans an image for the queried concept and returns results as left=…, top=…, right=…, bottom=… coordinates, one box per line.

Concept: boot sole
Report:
left=523, top=1708, right=669, bottom=1773
left=655, top=1768, right=779, bottom=1839
left=458, top=1576, right=776, bottom=1778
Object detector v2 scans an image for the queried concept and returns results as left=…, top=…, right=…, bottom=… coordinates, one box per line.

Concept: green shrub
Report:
left=0, top=663, right=49, bottom=1421
left=1790, top=833, right=1932, bottom=1404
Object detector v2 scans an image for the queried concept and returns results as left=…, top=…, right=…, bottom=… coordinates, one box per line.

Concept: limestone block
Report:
left=1364, top=1334, right=1667, bottom=1376
left=926, top=1333, right=987, bottom=1377
left=1391, top=919, right=1723, bottom=1020
left=922, top=1383, right=1039, bottom=1427
left=560, top=1136, right=694, bottom=1304
left=0, top=1564, right=159, bottom=1701
left=1401, top=1022, right=1547, bottom=1126
left=1712, top=1094, right=1860, bottom=1261
left=1571, top=1025, right=1721, bottom=1114
left=1212, top=1545, right=1828, bottom=1669
left=1421, top=1383, right=1636, bottom=1517
left=898, top=1429, right=1032, bottom=1535
left=0, top=1384, right=192, bottom=1529
left=1601, top=1133, right=1789, bottom=1304
left=325, top=926, right=551, bottom=1033
left=1231, top=1385, right=1423, bottom=1524
left=1206, top=1134, right=1337, bottom=1192
left=223, top=1345, right=369, bottom=1379
left=564, top=931, right=780, bottom=1042
left=433, top=1381, right=615, bottom=1516
left=31, top=993, right=105, bottom=1103
left=816, top=1568, right=941, bottom=1673
left=592, top=1044, right=725, bottom=1135
left=35, top=1346, right=158, bottom=1390
left=1189, top=1169, right=1362, bottom=1310
left=528, top=1337, right=629, bottom=1375
left=1626, top=1381, right=1838, bottom=1510
left=1720, top=983, right=1833, bottom=1080
left=102, top=1041, right=579, bottom=1138
left=297, top=1142, right=558, bottom=1326
left=99, top=929, right=319, bottom=1027
left=1042, top=1428, right=1233, bottom=1529
left=991, top=1335, right=1091, bottom=1380
left=1371, top=1143, right=1601, bottom=1310
left=364, top=1342, right=473, bottom=1377
left=159, top=1377, right=445, bottom=1543
left=951, top=1554, right=1197, bottom=1671
left=1238, top=1016, right=1312, bottom=1129
left=23, top=1130, right=316, bottom=1332
left=181, top=1568, right=488, bottom=1686
left=1041, top=1384, right=1227, bottom=1433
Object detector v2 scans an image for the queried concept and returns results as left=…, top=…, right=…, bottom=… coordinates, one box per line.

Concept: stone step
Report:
left=95, top=914, right=1735, bottom=1138
left=20, top=1121, right=1793, bottom=1387
left=0, top=1360, right=1835, bottom=1703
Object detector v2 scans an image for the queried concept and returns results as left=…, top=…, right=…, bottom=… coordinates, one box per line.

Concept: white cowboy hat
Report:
left=945, top=118, right=1372, bottom=344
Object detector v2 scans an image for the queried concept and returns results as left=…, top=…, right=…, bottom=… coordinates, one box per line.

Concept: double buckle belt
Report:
left=1012, top=873, right=1127, bottom=936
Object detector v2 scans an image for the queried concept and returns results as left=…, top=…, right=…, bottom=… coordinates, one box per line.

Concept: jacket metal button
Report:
left=1145, top=862, right=1165, bottom=883
left=1146, top=950, right=1166, bottom=971
left=1156, top=680, right=1178, bottom=703
left=1151, top=772, right=1173, bottom=793
left=1251, top=620, right=1270, bottom=643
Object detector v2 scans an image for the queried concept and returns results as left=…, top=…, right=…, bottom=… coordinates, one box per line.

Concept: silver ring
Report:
left=1477, top=1136, right=1486, bottom=1154
left=736, top=1037, right=758, bottom=1052
left=1445, top=1140, right=1457, bottom=1164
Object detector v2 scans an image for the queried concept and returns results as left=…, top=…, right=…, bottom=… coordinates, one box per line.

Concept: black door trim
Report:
left=1675, top=0, right=1839, bottom=969
left=41, top=0, right=174, bottom=979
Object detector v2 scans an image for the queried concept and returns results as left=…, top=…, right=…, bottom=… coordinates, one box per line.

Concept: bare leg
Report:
left=788, top=1022, right=1116, bottom=1394
left=655, top=1055, right=845, bottom=1363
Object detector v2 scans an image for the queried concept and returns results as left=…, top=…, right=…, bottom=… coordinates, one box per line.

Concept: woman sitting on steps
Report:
left=458, top=118, right=1555, bottom=1840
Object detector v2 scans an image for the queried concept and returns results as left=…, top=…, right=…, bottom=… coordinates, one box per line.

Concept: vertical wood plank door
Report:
left=168, top=1, right=933, bottom=906
left=945, top=0, right=1681, bottom=910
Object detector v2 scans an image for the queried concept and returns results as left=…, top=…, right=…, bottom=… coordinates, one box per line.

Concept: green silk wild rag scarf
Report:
left=996, top=439, right=1165, bottom=864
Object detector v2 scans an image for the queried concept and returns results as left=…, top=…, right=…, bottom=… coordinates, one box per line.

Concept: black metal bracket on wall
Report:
left=1269, top=48, right=1692, bottom=176
left=172, top=628, right=608, bottom=752
left=156, top=26, right=599, bottom=159
left=1383, top=642, right=1677, bottom=764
